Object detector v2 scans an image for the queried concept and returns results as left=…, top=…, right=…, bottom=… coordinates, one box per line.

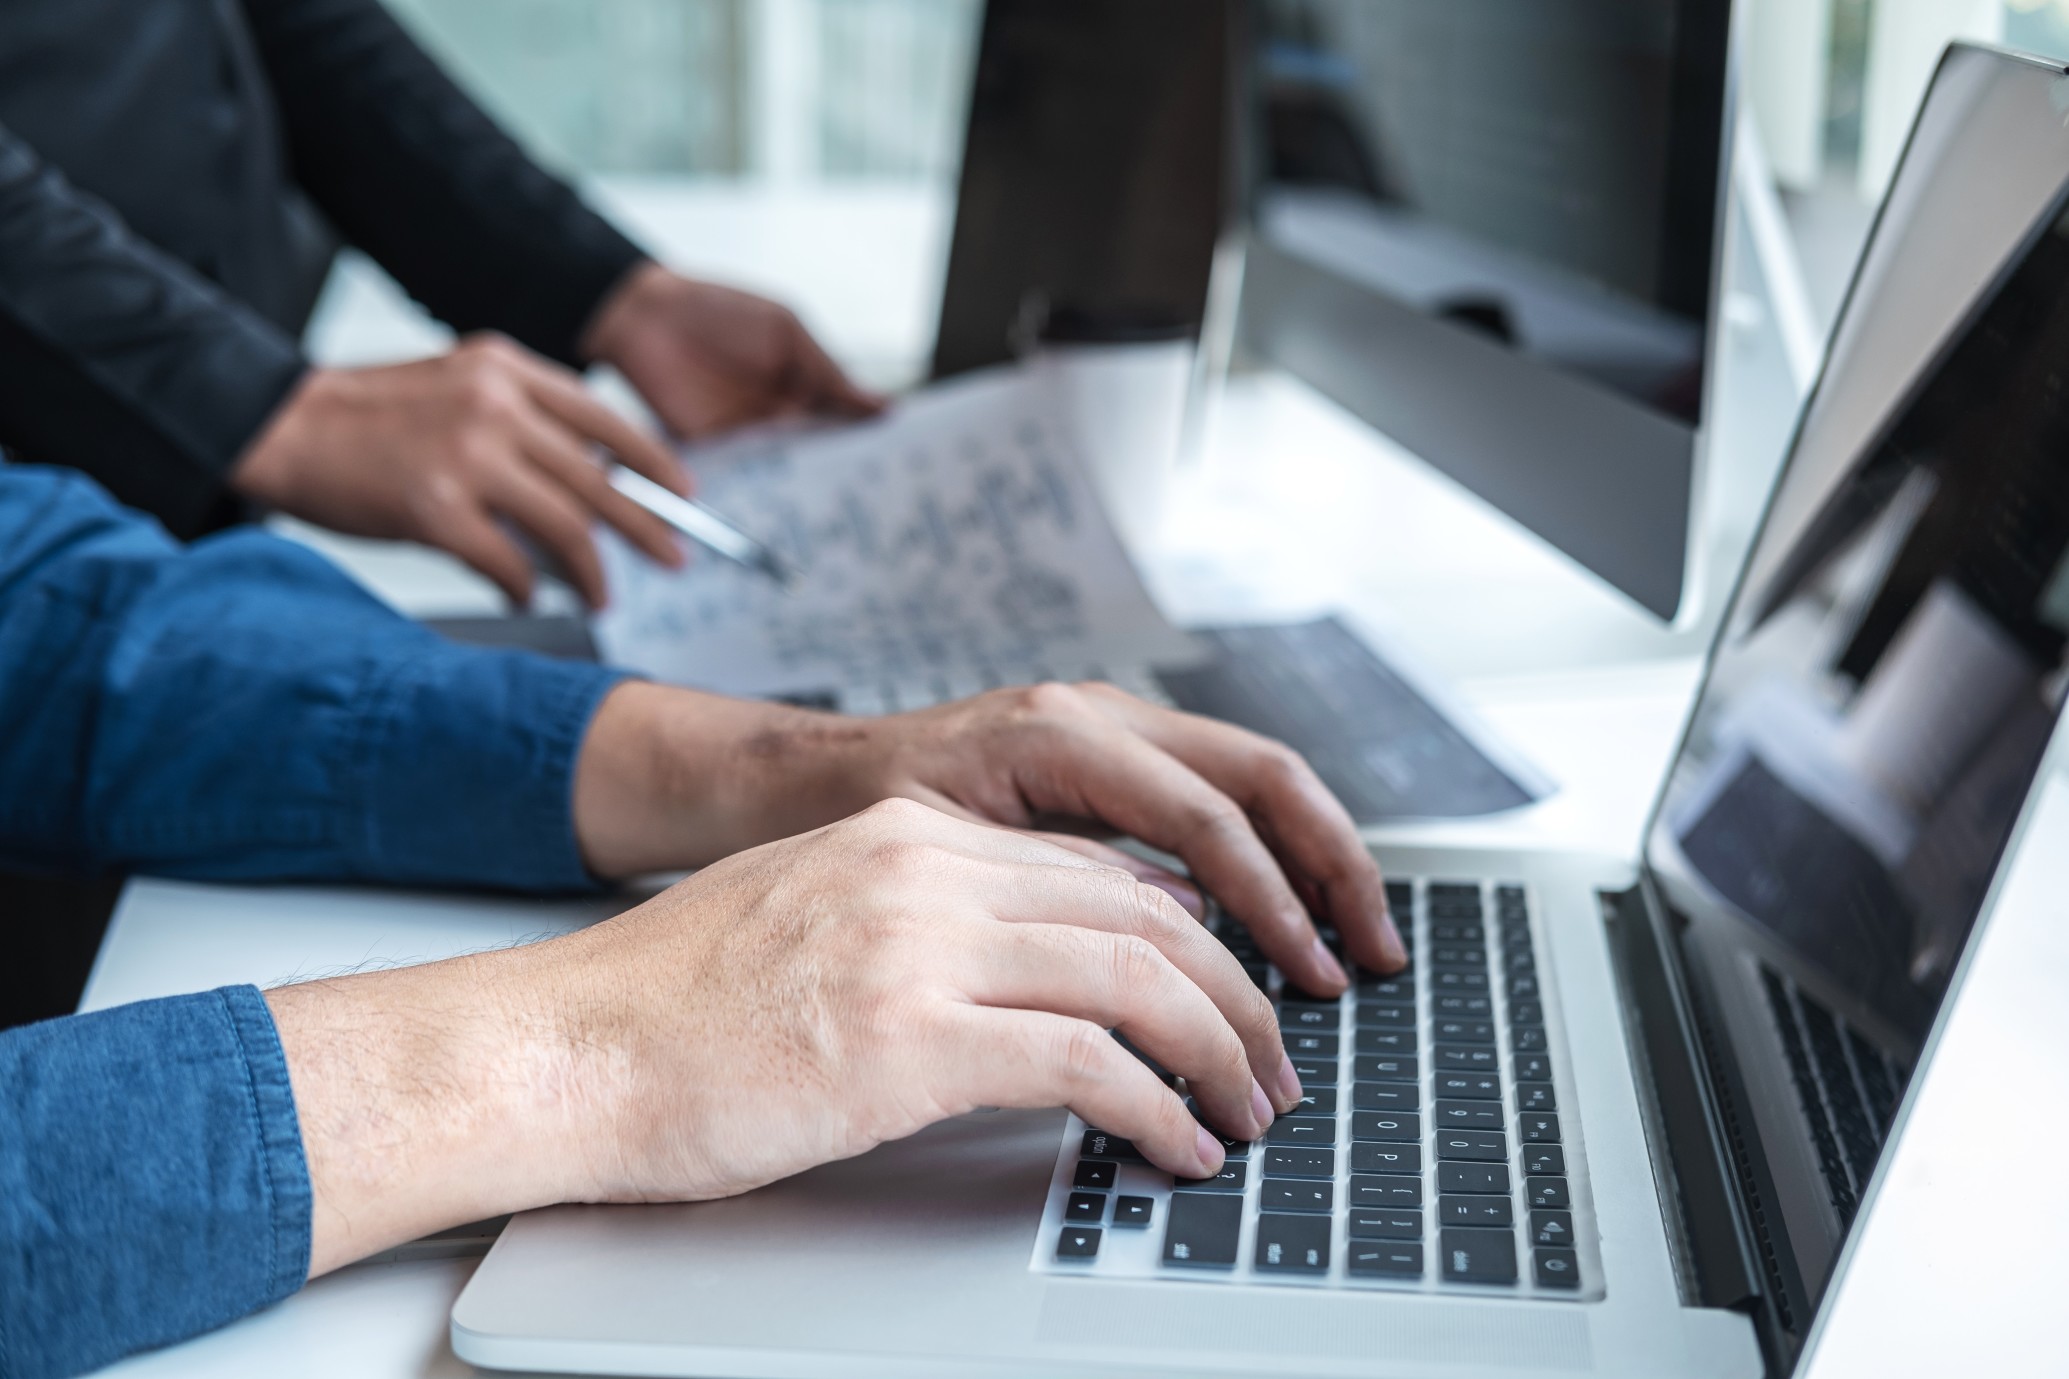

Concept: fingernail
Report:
left=1382, top=908, right=1409, bottom=968
left=1249, top=1079, right=1275, bottom=1134
left=1310, top=937, right=1348, bottom=990
left=1194, top=1125, right=1226, bottom=1176
left=1149, top=874, right=1206, bottom=919
left=1276, top=1052, right=1303, bottom=1106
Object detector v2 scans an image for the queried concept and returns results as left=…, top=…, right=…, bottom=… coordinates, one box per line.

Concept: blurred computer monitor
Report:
left=932, top=0, right=1239, bottom=379
left=935, top=0, right=1736, bottom=621
left=1241, top=0, right=1735, bottom=620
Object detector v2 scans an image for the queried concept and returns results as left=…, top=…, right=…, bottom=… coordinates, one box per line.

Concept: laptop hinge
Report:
left=1600, top=881, right=1762, bottom=1312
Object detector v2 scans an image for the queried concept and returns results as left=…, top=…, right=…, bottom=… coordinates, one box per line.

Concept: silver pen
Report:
left=608, top=466, right=796, bottom=588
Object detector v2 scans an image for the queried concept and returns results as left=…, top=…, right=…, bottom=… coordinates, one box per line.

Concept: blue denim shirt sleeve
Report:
left=0, top=463, right=625, bottom=887
left=0, top=986, right=309, bottom=1379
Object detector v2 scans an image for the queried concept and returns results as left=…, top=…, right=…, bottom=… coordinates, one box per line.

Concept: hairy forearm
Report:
left=265, top=945, right=601, bottom=1278
left=572, top=681, right=886, bottom=878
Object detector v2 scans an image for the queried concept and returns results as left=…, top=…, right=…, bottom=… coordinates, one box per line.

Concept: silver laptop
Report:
left=452, top=45, right=2069, bottom=1378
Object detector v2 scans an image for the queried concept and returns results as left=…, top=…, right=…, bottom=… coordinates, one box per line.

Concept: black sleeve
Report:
left=240, top=0, right=650, bottom=366
left=0, top=125, right=307, bottom=538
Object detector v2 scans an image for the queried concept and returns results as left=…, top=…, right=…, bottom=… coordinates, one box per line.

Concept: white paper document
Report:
left=591, top=368, right=1201, bottom=699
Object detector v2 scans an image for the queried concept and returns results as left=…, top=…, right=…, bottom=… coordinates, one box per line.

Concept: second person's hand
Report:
left=234, top=333, right=690, bottom=608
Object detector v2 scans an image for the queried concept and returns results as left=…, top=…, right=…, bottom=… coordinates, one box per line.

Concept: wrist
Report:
left=572, top=682, right=890, bottom=877
left=231, top=367, right=342, bottom=508
left=579, top=259, right=673, bottom=367
left=267, top=946, right=600, bottom=1276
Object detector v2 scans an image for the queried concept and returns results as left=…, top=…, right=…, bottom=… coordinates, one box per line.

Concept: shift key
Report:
left=1162, top=1191, right=1242, bottom=1269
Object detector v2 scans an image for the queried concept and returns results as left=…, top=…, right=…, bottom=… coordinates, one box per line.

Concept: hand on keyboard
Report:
left=538, top=799, right=1293, bottom=1198
left=579, top=682, right=1406, bottom=997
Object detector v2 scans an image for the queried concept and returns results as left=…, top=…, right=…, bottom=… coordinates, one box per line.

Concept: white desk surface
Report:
left=80, top=183, right=2051, bottom=1377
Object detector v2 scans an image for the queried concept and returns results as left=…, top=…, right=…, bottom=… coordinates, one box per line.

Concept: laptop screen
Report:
left=1643, top=46, right=2069, bottom=1328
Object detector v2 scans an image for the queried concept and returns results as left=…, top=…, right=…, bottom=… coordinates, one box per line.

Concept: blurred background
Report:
left=322, top=0, right=2069, bottom=386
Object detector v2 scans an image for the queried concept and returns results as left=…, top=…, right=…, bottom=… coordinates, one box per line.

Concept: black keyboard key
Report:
left=1496, top=884, right=1525, bottom=905
left=1427, top=882, right=1481, bottom=901
left=1162, top=1192, right=1241, bottom=1268
left=1264, top=1146, right=1336, bottom=1179
left=1506, top=973, right=1540, bottom=1000
left=1242, top=961, right=1269, bottom=991
left=1352, top=1143, right=1422, bottom=1175
left=1527, top=1176, right=1571, bottom=1209
left=1355, top=1054, right=1420, bottom=1083
left=1073, top=1160, right=1117, bottom=1190
left=1352, top=1111, right=1421, bottom=1143
left=1358, top=974, right=1416, bottom=1002
left=1435, top=993, right=1493, bottom=1016
left=1504, top=951, right=1536, bottom=978
left=1431, top=946, right=1486, bottom=969
left=1441, top=1227, right=1518, bottom=1284
left=1080, top=1130, right=1144, bottom=1162
left=1057, top=1226, right=1102, bottom=1259
left=1432, top=970, right=1489, bottom=991
left=1385, top=880, right=1415, bottom=913
left=1433, top=1073, right=1502, bottom=1101
left=1434, top=1100, right=1506, bottom=1131
left=1437, top=1130, right=1508, bottom=1162
left=1439, top=1162, right=1511, bottom=1194
left=1288, top=1086, right=1338, bottom=1116
left=1349, top=1208, right=1424, bottom=1240
left=1440, top=1195, right=1514, bottom=1227
left=1430, top=922, right=1484, bottom=943
left=1357, top=1002, right=1416, bottom=1027
left=1512, top=1026, right=1548, bottom=1053
left=1352, top=1082, right=1418, bottom=1113
left=1176, top=1162, right=1248, bottom=1192
left=1516, top=1082, right=1557, bottom=1112
left=1348, top=1174, right=1422, bottom=1209
left=1519, top=1112, right=1561, bottom=1143
left=1183, top=1106, right=1253, bottom=1158
left=1265, top=1116, right=1335, bottom=1147
left=1434, top=1046, right=1500, bottom=1071
left=1434, top=1019, right=1495, bottom=1045
left=1524, top=1145, right=1566, bottom=1176
left=1066, top=1191, right=1107, bottom=1222
left=1355, top=1028, right=1418, bottom=1056
left=1289, top=1056, right=1337, bottom=1084
left=1261, top=1178, right=1334, bottom=1213
left=1535, top=1248, right=1581, bottom=1289
left=1114, top=1195, right=1154, bottom=1228
left=1516, top=1054, right=1552, bottom=1081
left=1510, top=1001, right=1544, bottom=1026
left=1348, top=1241, right=1425, bottom=1277
left=1284, top=1032, right=1340, bottom=1059
left=1255, top=1212, right=1331, bottom=1273
left=1530, top=1209, right=1574, bottom=1247
left=1279, top=1001, right=1339, bottom=1032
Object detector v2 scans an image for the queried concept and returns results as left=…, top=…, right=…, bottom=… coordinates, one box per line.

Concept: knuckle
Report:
left=1056, top=1020, right=1114, bottom=1089
left=1103, top=932, right=1164, bottom=996
left=1014, top=680, right=1087, bottom=722
left=858, top=795, right=934, bottom=832
left=1258, top=741, right=1310, bottom=788
left=1122, top=879, right=1188, bottom=946
left=1182, top=796, right=1247, bottom=844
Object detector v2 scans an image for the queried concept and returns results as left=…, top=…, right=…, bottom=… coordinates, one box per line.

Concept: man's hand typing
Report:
left=573, top=681, right=1406, bottom=996
left=269, top=801, right=1290, bottom=1276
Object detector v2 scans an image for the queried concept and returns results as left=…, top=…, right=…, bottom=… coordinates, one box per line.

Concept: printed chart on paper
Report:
left=592, top=369, right=1200, bottom=700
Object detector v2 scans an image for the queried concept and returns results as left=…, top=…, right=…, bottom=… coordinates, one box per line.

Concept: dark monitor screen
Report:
left=1256, top=0, right=1726, bottom=423
left=1645, top=46, right=2069, bottom=1333
left=1242, top=0, right=1732, bottom=620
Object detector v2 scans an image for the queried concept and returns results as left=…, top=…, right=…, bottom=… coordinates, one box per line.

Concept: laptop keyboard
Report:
left=1033, top=878, right=1601, bottom=1299
left=1760, top=967, right=1909, bottom=1223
